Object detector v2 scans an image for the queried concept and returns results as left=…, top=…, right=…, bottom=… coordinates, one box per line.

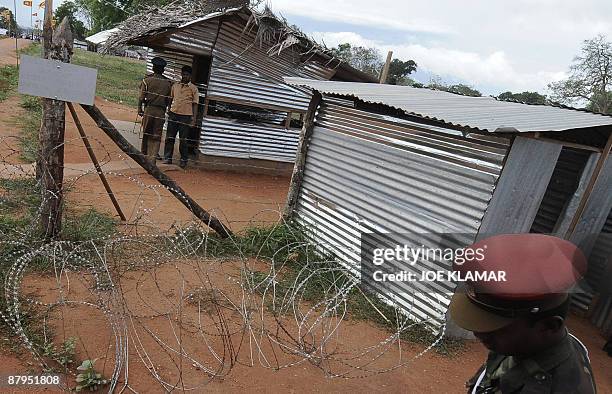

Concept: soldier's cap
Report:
left=449, top=234, right=586, bottom=333
left=151, top=57, right=167, bottom=67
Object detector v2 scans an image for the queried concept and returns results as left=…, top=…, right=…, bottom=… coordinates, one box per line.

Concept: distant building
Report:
left=85, top=28, right=119, bottom=52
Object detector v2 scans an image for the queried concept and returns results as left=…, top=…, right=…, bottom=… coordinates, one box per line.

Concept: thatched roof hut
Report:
left=105, top=0, right=376, bottom=168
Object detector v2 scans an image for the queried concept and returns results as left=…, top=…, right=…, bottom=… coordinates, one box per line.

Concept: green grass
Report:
left=19, top=43, right=42, bottom=57
left=16, top=43, right=144, bottom=107
left=0, top=65, right=18, bottom=101
left=72, top=48, right=145, bottom=107
left=173, top=223, right=465, bottom=356
left=16, top=95, right=42, bottom=163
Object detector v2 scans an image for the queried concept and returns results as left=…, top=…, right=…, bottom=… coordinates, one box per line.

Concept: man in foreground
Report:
left=164, top=65, right=199, bottom=169
left=137, top=57, right=172, bottom=163
left=450, top=234, right=596, bottom=393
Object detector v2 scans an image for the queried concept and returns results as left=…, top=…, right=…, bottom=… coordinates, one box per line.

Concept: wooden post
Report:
left=37, top=17, right=72, bottom=239
left=79, top=104, right=233, bottom=238
left=283, top=91, right=322, bottom=220
left=67, top=102, right=127, bottom=222
left=379, top=51, right=393, bottom=84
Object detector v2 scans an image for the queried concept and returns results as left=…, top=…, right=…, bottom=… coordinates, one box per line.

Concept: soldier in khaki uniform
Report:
left=163, top=65, right=199, bottom=169
left=449, top=234, right=596, bottom=393
left=138, top=57, right=172, bottom=163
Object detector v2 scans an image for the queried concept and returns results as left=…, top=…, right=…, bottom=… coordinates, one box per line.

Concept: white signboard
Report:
left=18, top=55, right=98, bottom=105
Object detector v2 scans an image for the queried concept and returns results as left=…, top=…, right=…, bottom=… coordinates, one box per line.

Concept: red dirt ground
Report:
left=0, top=38, right=32, bottom=67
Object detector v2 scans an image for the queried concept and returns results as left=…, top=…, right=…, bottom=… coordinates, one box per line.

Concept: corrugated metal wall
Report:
left=588, top=209, right=612, bottom=290
left=530, top=148, right=591, bottom=234
left=201, top=19, right=337, bottom=162
left=199, top=117, right=299, bottom=162
left=162, top=20, right=219, bottom=56
left=294, top=100, right=511, bottom=326
left=146, top=48, right=194, bottom=83
left=207, top=20, right=312, bottom=111
left=589, top=208, right=612, bottom=334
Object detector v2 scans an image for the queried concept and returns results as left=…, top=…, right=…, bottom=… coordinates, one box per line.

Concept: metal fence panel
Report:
left=295, top=101, right=511, bottom=327
left=199, top=117, right=300, bottom=162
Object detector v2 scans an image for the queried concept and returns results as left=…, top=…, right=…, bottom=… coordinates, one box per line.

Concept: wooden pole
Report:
left=379, top=51, right=393, bottom=84
left=12, top=0, right=18, bottom=66
left=42, top=0, right=52, bottom=57
left=67, top=102, right=127, bottom=222
left=283, top=91, right=322, bottom=220
left=38, top=17, right=72, bottom=239
left=79, top=104, right=233, bottom=238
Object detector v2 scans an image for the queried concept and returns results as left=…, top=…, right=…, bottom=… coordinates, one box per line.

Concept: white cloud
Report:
left=314, top=31, right=568, bottom=93
left=310, top=31, right=377, bottom=49
left=390, top=44, right=567, bottom=93
left=271, top=0, right=452, bottom=34
left=269, top=0, right=612, bottom=94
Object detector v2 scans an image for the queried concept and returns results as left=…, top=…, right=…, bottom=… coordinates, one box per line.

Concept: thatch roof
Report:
left=103, top=0, right=248, bottom=51
left=104, top=0, right=378, bottom=82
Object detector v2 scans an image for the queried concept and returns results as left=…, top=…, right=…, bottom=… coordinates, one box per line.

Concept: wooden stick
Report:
left=379, top=51, right=393, bottom=84
left=79, top=103, right=233, bottom=238
left=284, top=91, right=322, bottom=219
left=67, top=102, right=126, bottom=222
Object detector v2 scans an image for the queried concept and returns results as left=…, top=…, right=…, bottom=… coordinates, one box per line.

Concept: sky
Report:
left=268, top=0, right=612, bottom=95
left=3, top=0, right=612, bottom=96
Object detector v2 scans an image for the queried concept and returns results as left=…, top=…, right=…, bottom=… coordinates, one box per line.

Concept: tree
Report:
left=0, top=7, right=18, bottom=34
left=75, top=0, right=171, bottom=34
left=497, top=91, right=547, bottom=105
left=428, top=77, right=482, bottom=97
left=331, top=43, right=384, bottom=77
left=387, top=58, right=417, bottom=85
left=75, top=0, right=129, bottom=33
left=548, top=34, right=612, bottom=114
left=54, top=1, right=87, bottom=40
left=330, top=43, right=418, bottom=82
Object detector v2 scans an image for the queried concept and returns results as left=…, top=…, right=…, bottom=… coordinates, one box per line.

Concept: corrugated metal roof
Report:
left=85, top=28, right=119, bottom=45
left=284, top=77, right=612, bottom=133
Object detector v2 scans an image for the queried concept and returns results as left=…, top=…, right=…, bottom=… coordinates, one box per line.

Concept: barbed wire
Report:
left=0, top=116, right=451, bottom=393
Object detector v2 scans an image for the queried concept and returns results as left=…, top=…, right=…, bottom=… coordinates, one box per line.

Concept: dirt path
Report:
left=0, top=38, right=33, bottom=66
left=15, top=261, right=612, bottom=394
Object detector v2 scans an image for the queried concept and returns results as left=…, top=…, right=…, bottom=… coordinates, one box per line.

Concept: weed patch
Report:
left=16, top=95, right=41, bottom=163
left=0, top=65, right=18, bottom=101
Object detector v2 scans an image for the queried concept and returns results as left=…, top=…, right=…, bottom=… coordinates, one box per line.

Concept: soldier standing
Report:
left=163, top=65, right=199, bottom=169
left=138, top=57, right=172, bottom=163
left=449, top=234, right=597, bottom=393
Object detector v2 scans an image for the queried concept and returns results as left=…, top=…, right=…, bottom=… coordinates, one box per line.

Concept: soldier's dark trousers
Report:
left=164, top=112, right=191, bottom=164
left=141, top=106, right=166, bottom=163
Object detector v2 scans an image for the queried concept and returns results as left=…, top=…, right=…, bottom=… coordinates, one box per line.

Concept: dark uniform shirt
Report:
left=467, top=333, right=596, bottom=393
left=139, top=73, right=172, bottom=108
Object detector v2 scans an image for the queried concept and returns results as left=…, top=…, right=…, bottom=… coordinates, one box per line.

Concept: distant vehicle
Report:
left=0, top=28, right=8, bottom=36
